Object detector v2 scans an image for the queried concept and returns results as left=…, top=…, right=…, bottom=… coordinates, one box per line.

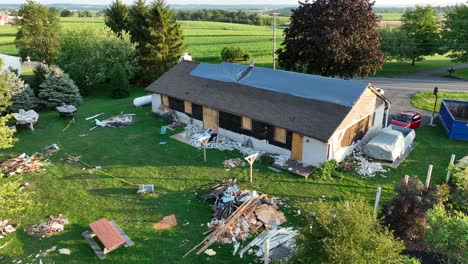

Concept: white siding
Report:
left=302, top=136, right=328, bottom=166
left=151, top=93, right=162, bottom=113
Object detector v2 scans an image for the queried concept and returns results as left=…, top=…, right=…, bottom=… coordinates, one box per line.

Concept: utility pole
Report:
left=272, top=12, right=279, bottom=70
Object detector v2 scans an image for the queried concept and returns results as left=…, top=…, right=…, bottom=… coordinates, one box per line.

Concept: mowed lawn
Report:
left=412, top=90, right=468, bottom=112
left=0, top=82, right=467, bottom=263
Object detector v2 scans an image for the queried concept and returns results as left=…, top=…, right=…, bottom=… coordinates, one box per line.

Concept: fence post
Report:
left=373, top=187, right=382, bottom=219
left=446, top=154, right=456, bottom=183
left=425, top=165, right=433, bottom=191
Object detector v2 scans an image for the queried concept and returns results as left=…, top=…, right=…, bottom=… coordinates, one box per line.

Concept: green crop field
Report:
left=375, top=12, right=402, bottom=21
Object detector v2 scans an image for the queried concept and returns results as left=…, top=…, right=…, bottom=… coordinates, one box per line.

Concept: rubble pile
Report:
left=223, top=158, right=245, bottom=169
left=0, top=153, right=47, bottom=177
left=96, top=114, right=135, bottom=128
left=183, top=124, right=289, bottom=166
left=354, top=156, right=387, bottom=177
left=187, top=179, right=296, bottom=262
left=0, top=219, right=16, bottom=238
left=27, top=214, right=69, bottom=238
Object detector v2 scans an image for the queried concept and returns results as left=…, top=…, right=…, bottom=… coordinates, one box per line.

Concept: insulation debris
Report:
left=153, top=215, right=177, bottom=230
left=223, top=158, right=245, bottom=169
left=186, top=178, right=293, bottom=261
left=183, top=124, right=289, bottom=166
left=95, top=114, right=135, bottom=128
left=354, top=156, right=387, bottom=177
left=1, top=153, right=47, bottom=177
left=27, top=214, right=69, bottom=238
left=0, top=219, right=16, bottom=237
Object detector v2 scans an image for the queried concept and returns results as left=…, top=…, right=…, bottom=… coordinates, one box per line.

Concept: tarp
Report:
left=364, top=125, right=415, bottom=162
left=190, top=62, right=367, bottom=107
left=0, top=54, right=22, bottom=75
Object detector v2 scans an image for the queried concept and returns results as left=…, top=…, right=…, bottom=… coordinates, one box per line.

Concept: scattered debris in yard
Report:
left=0, top=219, right=17, bottom=237
left=223, top=158, right=245, bottom=169
left=43, top=144, right=60, bottom=155
left=1, top=153, right=47, bottom=177
left=67, top=155, right=80, bottom=163
left=354, top=156, right=387, bottom=177
left=153, top=215, right=177, bottom=230
left=58, top=248, right=71, bottom=255
left=85, top=113, right=104, bottom=121
left=27, top=214, right=69, bottom=238
left=137, top=184, right=154, bottom=195
left=182, top=124, right=289, bottom=166
left=95, top=114, right=135, bottom=128
left=204, top=249, right=216, bottom=256
left=186, top=178, right=296, bottom=262
left=239, top=227, right=299, bottom=260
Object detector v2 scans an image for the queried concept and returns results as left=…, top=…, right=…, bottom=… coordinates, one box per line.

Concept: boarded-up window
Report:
left=184, top=101, right=192, bottom=114
left=203, top=107, right=219, bottom=132
left=162, top=95, right=169, bottom=106
left=340, top=115, right=372, bottom=147
left=274, top=127, right=287, bottom=143
left=242, top=116, right=252, bottom=130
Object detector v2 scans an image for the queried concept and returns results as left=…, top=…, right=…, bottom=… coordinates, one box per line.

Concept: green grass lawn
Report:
left=1, top=80, right=467, bottom=263
left=411, top=90, right=468, bottom=112
left=443, top=67, right=468, bottom=81
left=372, top=54, right=462, bottom=77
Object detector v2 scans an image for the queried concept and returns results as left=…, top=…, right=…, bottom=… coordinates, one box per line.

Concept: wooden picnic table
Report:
left=83, top=218, right=134, bottom=259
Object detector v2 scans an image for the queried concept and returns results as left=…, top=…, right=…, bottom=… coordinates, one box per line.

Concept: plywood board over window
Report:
left=161, top=95, right=169, bottom=106
left=184, top=100, right=192, bottom=114
left=340, top=115, right=372, bottom=147
left=291, top=133, right=303, bottom=161
left=242, top=116, right=252, bottom=130
left=203, top=107, right=219, bottom=132
left=274, top=127, right=287, bottom=143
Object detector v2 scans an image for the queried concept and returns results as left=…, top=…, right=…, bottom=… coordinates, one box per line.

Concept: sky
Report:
left=1, top=0, right=467, bottom=6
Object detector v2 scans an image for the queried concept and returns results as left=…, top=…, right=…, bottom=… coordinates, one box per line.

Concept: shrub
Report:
left=259, top=154, right=274, bottom=166
left=221, top=46, right=250, bottom=62
left=311, top=160, right=341, bottom=180
left=450, top=166, right=468, bottom=214
left=110, top=64, right=130, bottom=99
left=31, top=65, right=50, bottom=95
left=383, top=177, right=450, bottom=241
left=424, top=205, right=468, bottom=263
left=0, top=180, right=33, bottom=218
left=292, top=197, right=407, bottom=263
left=2, top=70, right=37, bottom=112
left=38, top=67, right=82, bottom=108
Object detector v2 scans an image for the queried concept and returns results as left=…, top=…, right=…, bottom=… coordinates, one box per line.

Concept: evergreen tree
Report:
left=15, top=0, right=62, bottom=63
left=31, top=64, right=50, bottom=95
left=0, top=60, right=15, bottom=149
left=2, top=70, right=37, bottom=112
left=401, top=6, right=441, bottom=65
left=38, top=67, right=82, bottom=108
left=129, top=0, right=150, bottom=45
left=104, top=0, right=129, bottom=36
left=144, top=0, right=186, bottom=80
left=111, top=64, right=130, bottom=99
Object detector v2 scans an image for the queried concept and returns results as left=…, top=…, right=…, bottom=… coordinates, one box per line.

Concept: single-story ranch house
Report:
left=146, top=61, right=390, bottom=166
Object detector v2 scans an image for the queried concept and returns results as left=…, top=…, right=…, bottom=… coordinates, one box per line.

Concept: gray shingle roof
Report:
left=145, top=61, right=363, bottom=142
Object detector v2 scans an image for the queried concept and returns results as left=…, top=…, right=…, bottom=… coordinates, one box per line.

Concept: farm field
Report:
left=1, top=79, right=466, bottom=263
left=0, top=17, right=459, bottom=76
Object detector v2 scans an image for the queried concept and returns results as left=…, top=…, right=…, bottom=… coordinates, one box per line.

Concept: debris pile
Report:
left=27, top=214, right=69, bottom=238
left=0, top=219, right=16, bottom=238
left=153, top=214, right=177, bottom=230
left=183, top=124, right=289, bottom=166
left=186, top=179, right=296, bottom=262
left=223, top=158, right=245, bottom=169
left=1, top=153, right=47, bottom=177
left=43, top=144, right=60, bottom=155
left=95, top=114, right=135, bottom=128
left=354, top=156, right=387, bottom=177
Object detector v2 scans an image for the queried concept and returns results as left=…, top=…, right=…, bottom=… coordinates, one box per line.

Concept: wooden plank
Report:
left=274, top=127, right=286, bottom=143
left=203, top=107, right=219, bottom=132
left=291, top=133, right=303, bottom=161
left=242, top=116, right=252, bottom=130
left=184, top=101, right=192, bottom=114
left=162, top=95, right=169, bottom=107
left=82, top=231, right=106, bottom=260
left=89, top=219, right=125, bottom=252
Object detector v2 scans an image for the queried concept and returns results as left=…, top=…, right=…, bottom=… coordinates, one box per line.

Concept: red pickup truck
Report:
left=390, top=111, right=422, bottom=129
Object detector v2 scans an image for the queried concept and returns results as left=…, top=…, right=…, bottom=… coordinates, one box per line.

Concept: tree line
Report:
left=175, top=9, right=273, bottom=26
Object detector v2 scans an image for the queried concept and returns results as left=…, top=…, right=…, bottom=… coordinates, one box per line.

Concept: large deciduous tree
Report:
left=379, top=27, right=418, bottom=62
left=277, top=0, right=384, bottom=79
left=442, top=4, right=468, bottom=62
left=14, top=0, right=61, bottom=64
left=104, top=0, right=130, bottom=36
left=401, top=6, right=441, bottom=65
